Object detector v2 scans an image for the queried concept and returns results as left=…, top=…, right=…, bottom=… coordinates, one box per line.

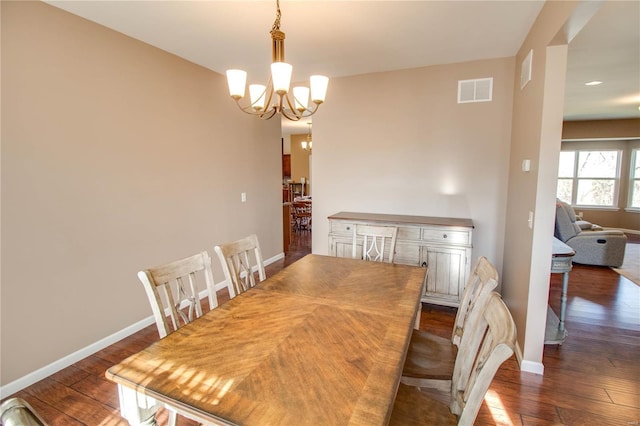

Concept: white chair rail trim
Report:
left=0, top=251, right=285, bottom=398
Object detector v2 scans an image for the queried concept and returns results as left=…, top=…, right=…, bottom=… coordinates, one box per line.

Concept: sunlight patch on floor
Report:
left=100, top=410, right=129, bottom=426
left=485, top=389, right=515, bottom=426
left=571, top=296, right=607, bottom=313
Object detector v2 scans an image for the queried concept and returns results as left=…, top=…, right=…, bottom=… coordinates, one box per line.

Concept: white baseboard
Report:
left=513, top=341, right=544, bottom=375
left=0, top=315, right=156, bottom=399
left=0, top=251, right=286, bottom=399
left=520, top=360, right=545, bottom=375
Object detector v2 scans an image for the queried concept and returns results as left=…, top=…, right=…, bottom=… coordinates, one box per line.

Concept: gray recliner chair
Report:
left=554, top=200, right=627, bottom=267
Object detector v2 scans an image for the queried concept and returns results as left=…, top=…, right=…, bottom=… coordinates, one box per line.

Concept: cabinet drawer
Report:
left=421, top=228, right=470, bottom=245
left=397, top=226, right=421, bottom=240
left=330, top=221, right=354, bottom=235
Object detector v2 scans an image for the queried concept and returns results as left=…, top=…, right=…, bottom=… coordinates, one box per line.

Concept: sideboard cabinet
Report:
left=328, top=212, right=474, bottom=307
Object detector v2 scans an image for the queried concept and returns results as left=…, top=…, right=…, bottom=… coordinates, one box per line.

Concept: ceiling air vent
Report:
left=457, top=78, right=493, bottom=103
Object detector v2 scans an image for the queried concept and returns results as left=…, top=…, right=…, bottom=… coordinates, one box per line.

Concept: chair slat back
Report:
left=451, top=292, right=517, bottom=423
left=214, top=234, right=266, bottom=298
left=451, top=256, right=499, bottom=346
left=352, top=224, right=398, bottom=263
left=138, top=251, right=217, bottom=339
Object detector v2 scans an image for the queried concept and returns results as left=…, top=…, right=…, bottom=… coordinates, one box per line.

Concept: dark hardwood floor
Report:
left=3, top=229, right=638, bottom=425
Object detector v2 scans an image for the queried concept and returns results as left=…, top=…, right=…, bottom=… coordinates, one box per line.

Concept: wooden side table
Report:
left=545, top=237, right=575, bottom=345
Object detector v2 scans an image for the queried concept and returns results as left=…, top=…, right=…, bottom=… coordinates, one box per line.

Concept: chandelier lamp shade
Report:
left=225, top=0, right=329, bottom=121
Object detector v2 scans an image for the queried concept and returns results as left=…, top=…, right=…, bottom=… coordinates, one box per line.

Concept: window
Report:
left=556, top=150, right=621, bottom=207
left=630, top=149, right=640, bottom=209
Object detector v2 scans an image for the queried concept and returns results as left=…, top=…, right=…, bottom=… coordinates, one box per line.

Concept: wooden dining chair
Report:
left=390, top=292, right=517, bottom=425
left=401, top=256, right=498, bottom=391
left=137, top=251, right=218, bottom=426
left=214, top=234, right=266, bottom=298
left=352, top=224, right=398, bottom=263
left=292, top=201, right=312, bottom=231
left=138, top=251, right=218, bottom=339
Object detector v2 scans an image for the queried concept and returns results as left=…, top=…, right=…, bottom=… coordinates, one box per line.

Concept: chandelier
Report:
left=301, top=122, right=312, bottom=151
left=225, top=0, right=329, bottom=121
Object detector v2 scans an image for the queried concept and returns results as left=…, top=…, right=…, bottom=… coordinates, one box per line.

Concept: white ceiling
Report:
left=563, top=0, right=640, bottom=122
left=45, top=0, right=640, bottom=136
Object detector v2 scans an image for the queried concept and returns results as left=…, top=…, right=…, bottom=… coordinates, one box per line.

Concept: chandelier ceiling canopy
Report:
left=226, top=0, right=328, bottom=121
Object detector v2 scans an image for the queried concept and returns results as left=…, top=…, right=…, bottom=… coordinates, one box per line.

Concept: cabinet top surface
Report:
left=328, top=212, right=474, bottom=228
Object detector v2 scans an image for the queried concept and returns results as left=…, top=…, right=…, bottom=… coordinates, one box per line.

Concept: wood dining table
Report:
left=106, top=254, right=426, bottom=425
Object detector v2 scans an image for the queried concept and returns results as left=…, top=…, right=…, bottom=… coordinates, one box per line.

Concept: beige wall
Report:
left=1, top=1, right=282, bottom=386
left=563, top=118, right=640, bottom=140
left=502, top=0, right=599, bottom=372
left=312, top=57, right=515, bottom=280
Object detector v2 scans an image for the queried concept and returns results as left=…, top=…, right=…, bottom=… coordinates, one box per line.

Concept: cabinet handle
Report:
left=443, top=234, right=448, bottom=239
left=421, top=262, right=427, bottom=268
left=346, top=226, right=351, bottom=231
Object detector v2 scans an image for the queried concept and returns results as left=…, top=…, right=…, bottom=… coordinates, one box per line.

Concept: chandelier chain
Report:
left=271, top=0, right=281, bottom=32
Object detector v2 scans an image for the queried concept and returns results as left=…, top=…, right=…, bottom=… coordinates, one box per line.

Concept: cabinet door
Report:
left=282, top=154, right=291, bottom=178
left=394, top=242, right=421, bottom=266
left=329, top=235, right=353, bottom=258
left=420, top=246, right=468, bottom=306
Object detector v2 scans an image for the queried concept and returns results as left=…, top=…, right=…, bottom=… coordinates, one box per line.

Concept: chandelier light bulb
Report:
left=249, top=84, right=266, bottom=111
left=293, top=87, right=310, bottom=112
left=271, top=62, right=292, bottom=95
left=302, top=122, right=313, bottom=151
left=310, top=75, right=329, bottom=104
left=226, top=70, right=247, bottom=99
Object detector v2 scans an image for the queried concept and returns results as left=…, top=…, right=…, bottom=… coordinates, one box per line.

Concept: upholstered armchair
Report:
left=554, top=200, right=627, bottom=267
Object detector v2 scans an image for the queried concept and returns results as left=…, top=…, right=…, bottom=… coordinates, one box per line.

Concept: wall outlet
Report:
left=241, top=192, right=246, bottom=203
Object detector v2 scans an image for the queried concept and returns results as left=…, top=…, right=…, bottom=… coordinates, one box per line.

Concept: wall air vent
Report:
left=521, top=49, right=533, bottom=89
left=457, top=78, right=493, bottom=103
